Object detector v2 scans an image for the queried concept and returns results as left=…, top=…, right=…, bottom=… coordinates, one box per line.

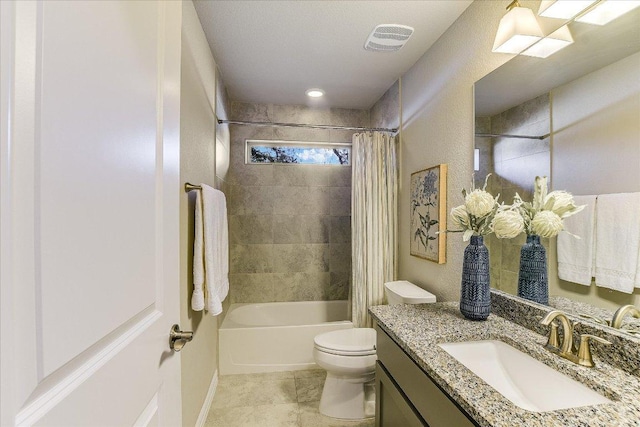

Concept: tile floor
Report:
left=204, top=370, right=375, bottom=427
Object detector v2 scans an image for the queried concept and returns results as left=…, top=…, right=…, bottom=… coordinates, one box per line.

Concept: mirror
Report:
left=474, top=5, right=640, bottom=333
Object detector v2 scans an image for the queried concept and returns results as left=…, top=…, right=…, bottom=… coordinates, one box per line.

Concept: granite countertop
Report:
left=549, top=296, right=640, bottom=333
left=370, top=302, right=640, bottom=427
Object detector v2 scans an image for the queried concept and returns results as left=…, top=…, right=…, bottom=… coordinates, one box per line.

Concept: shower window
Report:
left=245, top=140, right=350, bottom=165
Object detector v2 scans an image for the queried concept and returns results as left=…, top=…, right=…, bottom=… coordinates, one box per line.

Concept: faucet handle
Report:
left=577, top=334, right=612, bottom=368
left=544, top=321, right=561, bottom=352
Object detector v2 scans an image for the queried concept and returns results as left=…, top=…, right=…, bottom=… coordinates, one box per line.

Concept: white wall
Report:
left=180, top=2, right=223, bottom=426
left=399, top=1, right=515, bottom=301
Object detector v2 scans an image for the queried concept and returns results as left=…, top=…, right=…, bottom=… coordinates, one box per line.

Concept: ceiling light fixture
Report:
left=521, top=24, right=574, bottom=58
left=492, top=0, right=544, bottom=54
left=305, top=88, right=325, bottom=98
left=575, top=0, right=640, bottom=25
left=538, top=0, right=598, bottom=20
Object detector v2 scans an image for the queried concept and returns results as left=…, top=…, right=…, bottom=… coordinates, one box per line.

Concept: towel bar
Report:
left=185, top=182, right=202, bottom=192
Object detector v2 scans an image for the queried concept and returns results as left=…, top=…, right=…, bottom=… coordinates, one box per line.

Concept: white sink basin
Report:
left=438, top=340, right=610, bottom=412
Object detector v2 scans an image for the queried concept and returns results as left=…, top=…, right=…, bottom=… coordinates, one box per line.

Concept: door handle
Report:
left=170, top=324, right=193, bottom=352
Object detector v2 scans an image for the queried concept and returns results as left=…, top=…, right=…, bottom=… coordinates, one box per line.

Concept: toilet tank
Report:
left=384, top=281, right=436, bottom=305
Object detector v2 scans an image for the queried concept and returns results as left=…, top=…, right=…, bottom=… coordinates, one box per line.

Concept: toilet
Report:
left=313, top=280, right=436, bottom=419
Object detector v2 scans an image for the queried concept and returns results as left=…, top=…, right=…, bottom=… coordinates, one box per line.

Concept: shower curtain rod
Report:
left=218, top=119, right=398, bottom=134
left=475, top=132, right=549, bottom=140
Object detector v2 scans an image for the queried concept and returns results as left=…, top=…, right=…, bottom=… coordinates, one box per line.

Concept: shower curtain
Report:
left=351, top=131, right=397, bottom=328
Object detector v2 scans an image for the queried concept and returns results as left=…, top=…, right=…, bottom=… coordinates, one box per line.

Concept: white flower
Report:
left=532, top=176, right=548, bottom=211
left=450, top=205, right=469, bottom=230
left=464, top=189, right=496, bottom=218
left=531, top=210, right=563, bottom=238
left=492, top=210, right=525, bottom=239
left=543, top=190, right=585, bottom=219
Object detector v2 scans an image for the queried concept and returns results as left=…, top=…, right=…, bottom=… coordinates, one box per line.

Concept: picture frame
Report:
left=410, top=164, right=447, bottom=264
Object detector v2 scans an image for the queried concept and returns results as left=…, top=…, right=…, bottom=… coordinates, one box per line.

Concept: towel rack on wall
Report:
left=185, top=183, right=202, bottom=192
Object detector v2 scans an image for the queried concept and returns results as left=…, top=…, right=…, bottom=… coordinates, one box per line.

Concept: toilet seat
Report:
left=314, top=328, right=376, bottom=356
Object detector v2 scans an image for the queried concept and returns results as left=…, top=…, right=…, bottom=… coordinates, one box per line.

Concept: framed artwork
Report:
left=410, top=164, right=447, bottom=264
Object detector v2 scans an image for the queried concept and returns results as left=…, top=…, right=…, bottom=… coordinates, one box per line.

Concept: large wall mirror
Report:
left=474, top=5, right=640, bottom=332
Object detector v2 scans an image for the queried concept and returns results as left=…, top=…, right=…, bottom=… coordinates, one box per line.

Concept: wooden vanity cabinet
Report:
left=375, top=326, right=478, bottom=427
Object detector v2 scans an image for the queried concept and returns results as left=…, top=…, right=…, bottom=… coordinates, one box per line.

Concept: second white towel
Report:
left=557, top=195, right=596, bottom=286
left=594, top=192, right=640, bottom=294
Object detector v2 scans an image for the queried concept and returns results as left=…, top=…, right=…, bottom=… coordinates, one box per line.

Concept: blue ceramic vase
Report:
left=460, top=235, right=491, bottom=320
left=517, top=234, right=548, bottom=305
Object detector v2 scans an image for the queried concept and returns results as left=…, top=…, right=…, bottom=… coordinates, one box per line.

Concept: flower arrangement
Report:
left=449, top=174, right=500, bottom=241
left=492, top=176, right=584, bottom=239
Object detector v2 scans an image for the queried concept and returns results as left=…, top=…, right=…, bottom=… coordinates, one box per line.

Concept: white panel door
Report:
left=1, top=1, right=183, bottom=426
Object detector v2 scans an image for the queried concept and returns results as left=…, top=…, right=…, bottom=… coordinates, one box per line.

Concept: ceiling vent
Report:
left=364, top=24, right=414, bottom=52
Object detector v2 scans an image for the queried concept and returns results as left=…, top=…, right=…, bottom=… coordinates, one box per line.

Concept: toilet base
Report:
left=318, top=373, right=375, bottom=420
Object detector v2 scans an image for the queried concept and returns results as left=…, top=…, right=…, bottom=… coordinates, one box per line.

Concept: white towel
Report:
left=594, top=192, right=640, bottom=294
left=557, top=195, right=596, bottom=286
left=191, top=184, right=229, bottom=315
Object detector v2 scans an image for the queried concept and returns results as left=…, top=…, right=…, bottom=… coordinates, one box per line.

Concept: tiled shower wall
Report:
left=227, top=102, right=369, bottom=303
left=475, top=93, right=550, bottom=294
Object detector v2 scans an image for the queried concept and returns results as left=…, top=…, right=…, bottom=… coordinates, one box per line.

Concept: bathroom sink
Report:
left=438, top=340, right=610, bottom=412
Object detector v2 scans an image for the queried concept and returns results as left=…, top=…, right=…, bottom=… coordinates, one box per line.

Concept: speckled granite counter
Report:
left=549, top=295, right=640, bottom=332
left=370, top=302, right=640, bottom=427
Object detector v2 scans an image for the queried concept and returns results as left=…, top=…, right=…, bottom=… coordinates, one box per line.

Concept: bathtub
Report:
left=219, top=300, right=352, bottom=375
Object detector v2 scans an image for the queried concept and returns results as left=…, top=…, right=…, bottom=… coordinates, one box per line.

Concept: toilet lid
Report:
left=314, top=328, right=376, bottom=356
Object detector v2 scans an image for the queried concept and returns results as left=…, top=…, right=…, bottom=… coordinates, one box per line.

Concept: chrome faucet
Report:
left=540, top=310, right=611, bottom=367
left=610, top=305, right=640, bottom=329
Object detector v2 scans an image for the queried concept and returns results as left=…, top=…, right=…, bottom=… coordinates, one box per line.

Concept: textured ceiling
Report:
left=193, top=1, right=473, bottom=110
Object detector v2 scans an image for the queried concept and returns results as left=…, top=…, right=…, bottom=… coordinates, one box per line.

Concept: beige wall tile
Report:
left=329, top=243, right=351, bottom=273
left=229, top=185, right=276, bottom=215
left=274, top=186, right=331, bottom=215
left=229, top=273, right=275, bottom=303
left=327, top=166, right=351, bottom=187
left=272, top=244, right=330, bottom=273
left=274, top=165, right=331, bottom=187
left=227, top=102, right=365, bottom=303
left=272, top=272, right=330, bottom=301
left=300, top=215, right=330, bottom=244
left=329, top=187, right=351, bottom=216
left=330, top=216, right=351, bottom=243
left=229, top=215, right=274, bottom=244
left=328, top=272, right=350, bottom=300
left=230, top=244, right=274, bottom=273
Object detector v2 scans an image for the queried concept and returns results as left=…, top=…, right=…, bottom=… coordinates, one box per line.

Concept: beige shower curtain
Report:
left=351, top=131, right=397, bottom=328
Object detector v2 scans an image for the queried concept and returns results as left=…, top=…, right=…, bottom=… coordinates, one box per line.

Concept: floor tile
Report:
left=294, top=369, right=326, bottom=379
left=212, top=376, right=297, bottom=409
left=205, top=403, right=300, bottom=427
left=295, top=376, right=325, bottom=403
left=221, top=371, right=295, bottom=385
left=298, top=401, right=375, bottom=427
left=206, top=370, right=376, bottom=427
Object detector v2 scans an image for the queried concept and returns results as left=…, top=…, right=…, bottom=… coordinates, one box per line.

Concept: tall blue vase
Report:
left=460, top=235, right=491, bottom=321
left=517, top=234, right=549, bottom=305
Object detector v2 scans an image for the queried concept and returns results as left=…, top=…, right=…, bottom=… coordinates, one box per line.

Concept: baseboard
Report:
left=195, top=369, right=218, bottom=427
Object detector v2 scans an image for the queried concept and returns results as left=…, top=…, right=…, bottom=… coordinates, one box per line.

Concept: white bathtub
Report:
left=219, top=300, right=352, bottom=375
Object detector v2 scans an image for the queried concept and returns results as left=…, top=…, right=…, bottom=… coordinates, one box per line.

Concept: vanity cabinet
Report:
left=375, top=326, right=478, bottom=427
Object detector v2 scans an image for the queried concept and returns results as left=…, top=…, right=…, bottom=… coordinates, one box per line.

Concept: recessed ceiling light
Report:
left=305, top=88, right=325, bottom=98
